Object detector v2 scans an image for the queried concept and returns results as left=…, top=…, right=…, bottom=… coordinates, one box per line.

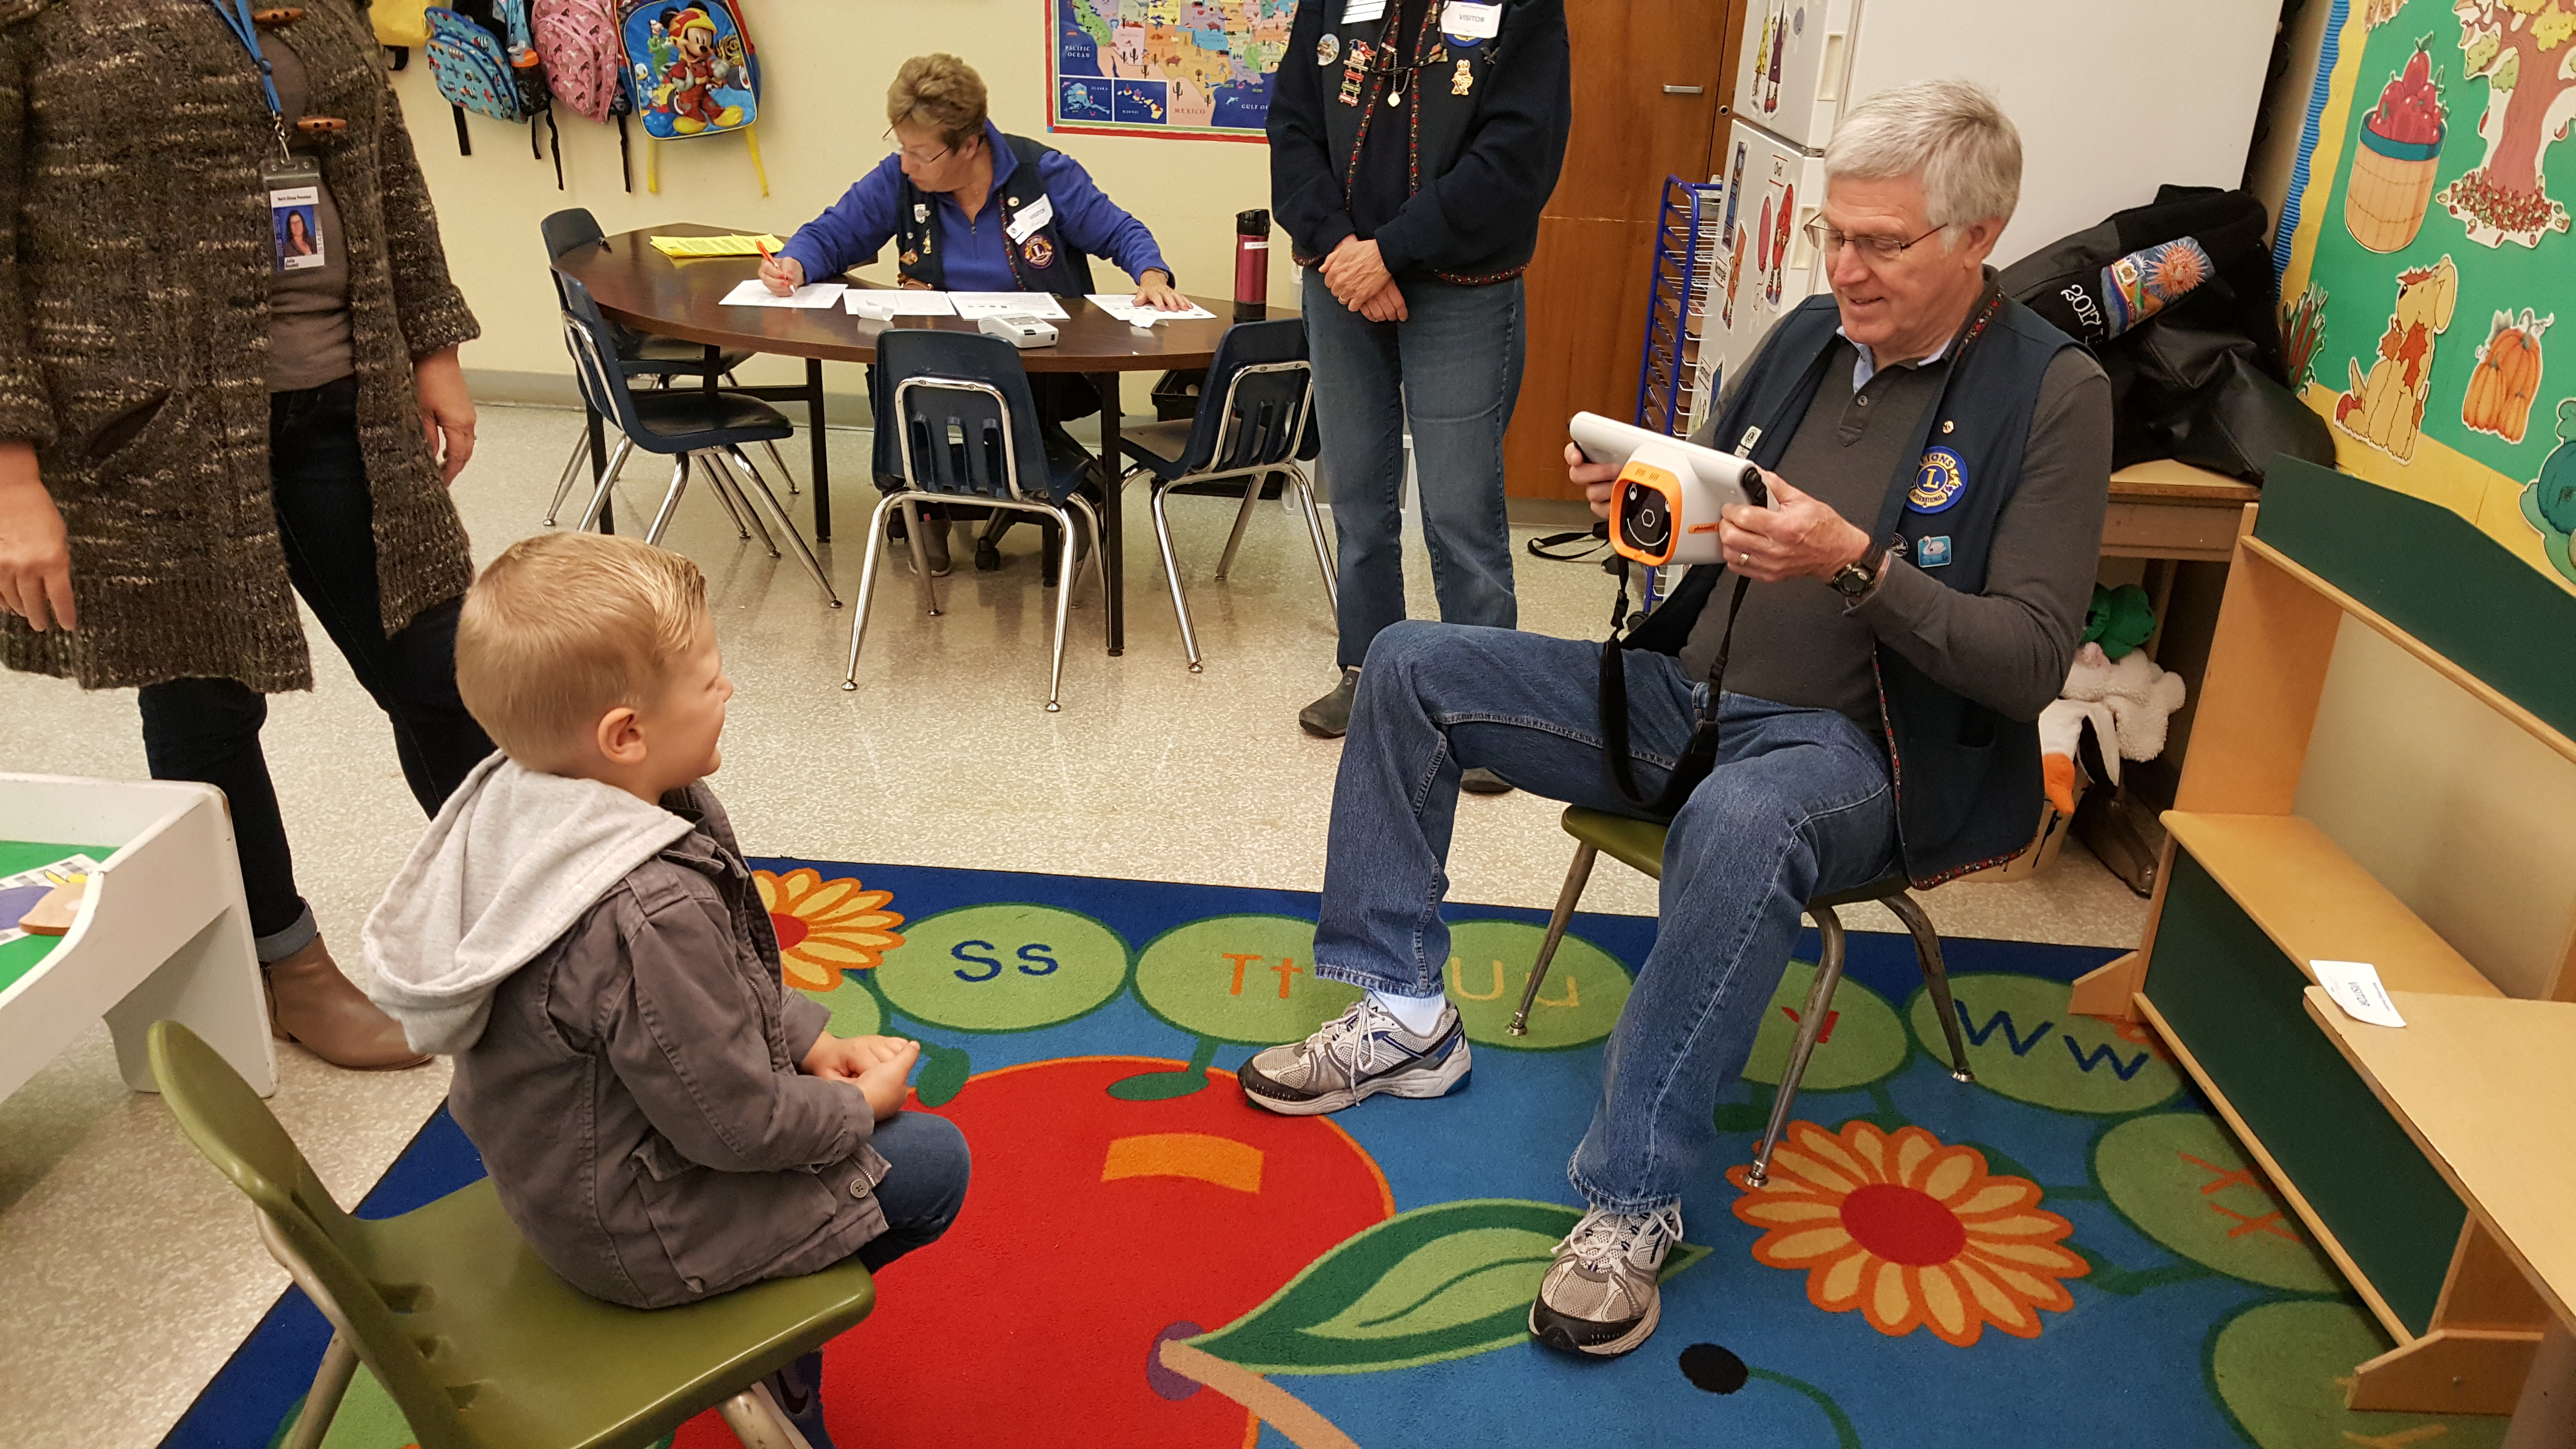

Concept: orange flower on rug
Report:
left=1728, top=1119, right=2088, bottom=1347
left=755, top=868, right=905, bottom=992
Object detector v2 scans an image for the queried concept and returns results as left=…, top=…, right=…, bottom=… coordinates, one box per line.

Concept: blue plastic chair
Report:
left=539, top=209, right=792, bottom=527
left=1115, top=319, right=1333, bottom=672
left=558, top=272, right=840, bottom=607
left=843, top=329, right=1108, bottom=711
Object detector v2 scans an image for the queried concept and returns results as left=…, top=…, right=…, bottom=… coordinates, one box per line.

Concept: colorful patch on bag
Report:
left=2100, top=238, right=2214, bottom=339
left=1908, top=446, right=1968, bottom=514
left=1023, top=234, right=1056, bottom=270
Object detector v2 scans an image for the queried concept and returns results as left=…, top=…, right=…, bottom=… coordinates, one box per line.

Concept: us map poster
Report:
left=2274, top=0, right=2576, bottom=591
left=1051, top=0, right=1293, bottom=140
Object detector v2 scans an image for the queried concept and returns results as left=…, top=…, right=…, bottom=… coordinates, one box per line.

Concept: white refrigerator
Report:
left=1700, top=0, right=2283, bottom=393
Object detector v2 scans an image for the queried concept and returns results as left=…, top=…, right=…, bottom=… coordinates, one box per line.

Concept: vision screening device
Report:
left=1568, top=412, right=1768, bottom=567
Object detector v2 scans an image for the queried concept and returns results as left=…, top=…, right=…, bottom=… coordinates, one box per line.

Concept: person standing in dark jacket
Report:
left=1270, top=0, right=1569, bottom=749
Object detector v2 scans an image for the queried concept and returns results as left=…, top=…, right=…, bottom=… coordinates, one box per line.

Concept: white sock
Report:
left=1370, top=989, right=1449, bottom=1035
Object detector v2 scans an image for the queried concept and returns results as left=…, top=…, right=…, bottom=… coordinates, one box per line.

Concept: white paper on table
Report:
left=721, top=278, right=846, bottom=308
left=949, top=291, right=1069, bottom=320
left=2312, top=960, right=2408, bottom=1028
left=846, top=290, right=960, bottom=318
left=1087, top=294, right=1218, bottom=325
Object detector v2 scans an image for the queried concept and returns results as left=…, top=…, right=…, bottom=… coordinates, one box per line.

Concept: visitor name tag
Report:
left=1440, top=1, right=1502, bottom=39
left=1342, top=0, right=1385, bottom=22
left=1005, top=194, right=1055, bottom=245
left=2313, top=960, right=2406, bottom=1028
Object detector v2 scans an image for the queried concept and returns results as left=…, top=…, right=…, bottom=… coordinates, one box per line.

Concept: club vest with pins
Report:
left=1627, top=290, right=2083, bottom=886
left=1319, top=0, right=1530, bottom=283
left=891, top=134, right=1096, bottom=296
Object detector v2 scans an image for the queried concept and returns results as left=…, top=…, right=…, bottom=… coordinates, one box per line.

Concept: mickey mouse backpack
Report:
left=617, top=0, right=767, bottom=195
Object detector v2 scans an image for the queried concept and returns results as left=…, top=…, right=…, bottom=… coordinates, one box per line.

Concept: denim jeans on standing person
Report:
left=1304, top=269, right=1526, bottom=670
left=135, top=376, right=494, bottom=963
left=1308, top=621, right=1899, bottom=1211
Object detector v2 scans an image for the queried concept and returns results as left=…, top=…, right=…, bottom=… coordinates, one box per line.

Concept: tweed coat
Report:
left=0, top=0, right=480, bottom=692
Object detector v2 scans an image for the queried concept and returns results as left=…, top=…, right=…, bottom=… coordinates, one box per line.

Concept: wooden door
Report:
left=1504, top=0, right=1746, bottom=499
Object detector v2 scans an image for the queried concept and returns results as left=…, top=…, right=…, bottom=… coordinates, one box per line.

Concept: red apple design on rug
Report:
left=675, top=1057, right=1392, bottom=1449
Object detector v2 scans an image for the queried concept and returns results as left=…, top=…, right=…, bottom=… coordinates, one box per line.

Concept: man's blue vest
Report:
left=1626, top=290, right=2082, bottom=886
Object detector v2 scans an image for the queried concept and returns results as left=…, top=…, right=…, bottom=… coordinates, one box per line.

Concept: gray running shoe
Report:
left=1239, top=996, right=1470, bottom=1115
left=1460, top=767, right=1514, bottom=795
left=1300, top=666, right=1362, bottom=738
left=1529, top=1203, right=1687, bottom=1358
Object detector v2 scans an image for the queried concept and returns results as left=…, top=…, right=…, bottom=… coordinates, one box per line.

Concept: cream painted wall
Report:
left=393, top=0, right=1293, bottom=404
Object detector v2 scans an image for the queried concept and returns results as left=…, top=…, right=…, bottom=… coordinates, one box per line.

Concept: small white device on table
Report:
left=979, top=314, right=1059, bottom=349
left=0, top=773, right=275, bottom=1101
left=1567, top=412, right=1767, bottom=567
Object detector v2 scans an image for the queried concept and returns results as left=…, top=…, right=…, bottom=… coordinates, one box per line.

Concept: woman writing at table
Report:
left=761, top=54, right=1185, bottom=572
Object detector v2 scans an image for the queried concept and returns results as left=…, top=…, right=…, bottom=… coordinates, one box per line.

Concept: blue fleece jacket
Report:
left=779, top=121, right=1171, bottom=292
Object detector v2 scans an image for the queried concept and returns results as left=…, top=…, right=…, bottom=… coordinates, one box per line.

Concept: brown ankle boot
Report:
left=265, top=937, right=430, bottom=1071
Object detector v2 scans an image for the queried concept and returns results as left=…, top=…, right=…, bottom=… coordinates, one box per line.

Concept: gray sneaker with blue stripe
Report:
left=1239, top=997, right=1471, bottom=1115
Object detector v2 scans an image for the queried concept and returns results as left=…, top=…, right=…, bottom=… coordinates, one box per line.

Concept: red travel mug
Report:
left=1235, top=209, right=1270, bottom=321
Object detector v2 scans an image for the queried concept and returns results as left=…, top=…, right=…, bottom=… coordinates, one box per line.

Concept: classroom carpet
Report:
left=161, top=860, right=2506, bottom=1449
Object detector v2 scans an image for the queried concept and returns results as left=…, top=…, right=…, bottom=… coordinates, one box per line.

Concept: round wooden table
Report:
left=553, top=223, right=1295, bottom=654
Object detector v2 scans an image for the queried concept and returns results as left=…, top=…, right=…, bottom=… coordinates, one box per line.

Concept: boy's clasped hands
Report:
left=800, top=1032, right=923, bottom=1118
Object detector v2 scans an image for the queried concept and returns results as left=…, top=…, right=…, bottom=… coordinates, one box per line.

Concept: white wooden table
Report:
left=0, top=773, right=275, bottom=1099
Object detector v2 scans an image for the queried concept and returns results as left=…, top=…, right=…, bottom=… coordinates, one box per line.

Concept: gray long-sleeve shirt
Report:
left=1677, top=339, right=2111, bottom=725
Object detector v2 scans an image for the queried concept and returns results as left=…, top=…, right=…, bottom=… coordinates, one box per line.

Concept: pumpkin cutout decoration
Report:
left=2462, top=308, right=2553, bottom=443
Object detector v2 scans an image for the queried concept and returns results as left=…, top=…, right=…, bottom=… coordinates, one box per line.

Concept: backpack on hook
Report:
left=617, top=0, right=767, bottom=196
left=424, top=0, right=564, bottom=186
left=532, top=0, right=636, bottom=190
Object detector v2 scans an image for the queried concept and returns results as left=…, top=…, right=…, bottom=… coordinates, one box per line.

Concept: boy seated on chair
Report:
left=364, top=532, right=967, bottom=1449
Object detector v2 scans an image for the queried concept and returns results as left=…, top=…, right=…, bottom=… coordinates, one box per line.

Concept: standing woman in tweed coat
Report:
left=0, top=0, right=492, bottom=1070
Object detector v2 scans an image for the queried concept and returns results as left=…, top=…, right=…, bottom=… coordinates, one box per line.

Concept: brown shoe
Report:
left=265, top=937, right=430, bottom=1071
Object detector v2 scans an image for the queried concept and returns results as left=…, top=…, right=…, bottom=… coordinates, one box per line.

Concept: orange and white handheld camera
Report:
left=1569, top=412, right=1768, bottom=567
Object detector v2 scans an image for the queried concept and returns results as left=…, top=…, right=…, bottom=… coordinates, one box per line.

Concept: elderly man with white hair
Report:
left=1237, top=80, right=2112, bottom=1357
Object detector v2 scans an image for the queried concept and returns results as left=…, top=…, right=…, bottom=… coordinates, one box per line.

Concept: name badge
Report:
left=263, top=154, right=326, bottom=274
left=1005, top=193, right=1055, bottom=245
left=1440, top=0, right=1502, bottom=39
left=1342, top=0, right=1385, bottom=20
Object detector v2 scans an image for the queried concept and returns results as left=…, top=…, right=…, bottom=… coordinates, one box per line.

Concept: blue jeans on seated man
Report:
left=767, top=1109, right=972, bottom=1449
left=1304, top=269, right=1525, bottom=669
left=1311, top=620, right=1898, bottom=1211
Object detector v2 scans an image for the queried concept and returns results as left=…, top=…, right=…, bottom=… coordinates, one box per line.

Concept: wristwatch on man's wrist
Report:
left=1830, top=539, right=1889, bottom=599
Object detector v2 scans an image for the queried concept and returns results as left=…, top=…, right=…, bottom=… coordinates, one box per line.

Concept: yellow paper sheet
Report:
left=648, top=233, right=787, bottom=258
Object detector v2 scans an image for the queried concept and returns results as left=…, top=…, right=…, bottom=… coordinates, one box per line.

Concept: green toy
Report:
left=2083, top=583, right=2158, bottom=660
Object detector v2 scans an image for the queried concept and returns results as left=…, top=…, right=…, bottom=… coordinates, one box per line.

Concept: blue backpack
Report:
left=424, top=1, right=564, bottom=181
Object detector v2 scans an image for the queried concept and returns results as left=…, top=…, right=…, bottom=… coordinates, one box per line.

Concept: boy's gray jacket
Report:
left=364, top=758, right=888, bottom=1308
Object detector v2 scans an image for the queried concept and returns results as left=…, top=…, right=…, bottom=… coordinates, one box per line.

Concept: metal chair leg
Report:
left=1213, top=469, right=1269, bottom=581
left=645, top=454, right=692, bottom=544
left=723, top=447, right=840, bottom=608
left=1748, top=907, right=1851, bottom=1188
left=1290, top=462, right=1339, bottom=611
left=544, top=427, right=590, bottom=526
left=722, top=370, right=801, bottom=496
left=706, top=450, right=778, bottom=553
left=1510, top=842, right=1600, bottom=1036
left=843, top=490, right=910, bottom=690
left=1149, top=479, right=1203, bottom=672
left=1066, top=491, right=1106, bottom=611
left=277, top=1333, right=359, bottom=1449
left=1045, top=501, right=1078, bottom=711
left=695, top=450, right=757, bottom=542
left=1884, top=890, right=1974, bottom=1083
left=573, top=440, right=632, bottom=532
left=896, top=496, right=939, bottom=615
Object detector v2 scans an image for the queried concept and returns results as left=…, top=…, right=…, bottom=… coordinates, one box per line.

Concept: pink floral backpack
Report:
left=531, top=0, right=636, bottom=186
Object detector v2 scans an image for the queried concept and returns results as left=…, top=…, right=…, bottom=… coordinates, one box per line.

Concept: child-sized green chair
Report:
left=1507, top=806, right=1977, bottom=1188
left=148, top=1020, right=873, bottom=1449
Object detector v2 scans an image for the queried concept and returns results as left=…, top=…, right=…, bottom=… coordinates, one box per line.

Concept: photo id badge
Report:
left=263, top=155, right=325, bottom=274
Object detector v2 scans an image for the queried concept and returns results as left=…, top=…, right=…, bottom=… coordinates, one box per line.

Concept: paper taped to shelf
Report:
left=2313, top=960, right=2407, bottom=1028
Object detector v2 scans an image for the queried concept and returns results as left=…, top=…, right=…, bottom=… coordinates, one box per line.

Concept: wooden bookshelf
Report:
left=2067, top=459, right=2576, bottom=1416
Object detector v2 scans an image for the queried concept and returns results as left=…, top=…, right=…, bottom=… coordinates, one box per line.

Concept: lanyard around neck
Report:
left=204, top=0, right=285, bottom=116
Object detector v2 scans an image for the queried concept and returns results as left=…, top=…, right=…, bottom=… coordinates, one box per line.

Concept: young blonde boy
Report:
left=365, top=532, right=964, bottom=1449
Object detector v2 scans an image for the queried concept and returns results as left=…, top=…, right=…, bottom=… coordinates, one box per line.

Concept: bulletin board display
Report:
left=2273, top=0, right=2576, bottom=593
left=1049, top=0, right=1292, bottom=141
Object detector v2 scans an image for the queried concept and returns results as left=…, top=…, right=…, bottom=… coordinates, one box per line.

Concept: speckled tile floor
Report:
left=0, top=403, right=2150, bottom=1449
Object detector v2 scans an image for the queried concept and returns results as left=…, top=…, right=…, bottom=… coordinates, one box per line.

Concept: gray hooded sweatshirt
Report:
left=365, top=756, right=888, bottom=1308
